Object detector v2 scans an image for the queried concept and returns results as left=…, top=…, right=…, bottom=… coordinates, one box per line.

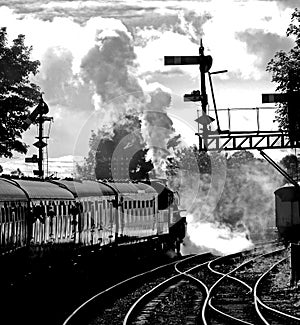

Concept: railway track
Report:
left=122, top=254, right=215, bottom=325
left=63, top=253, right=215, bottom=325
left=254, top=257, right=300, bottom=324
left=202, top=250, right=282, bottom=324
left=201, top=245, right=299, bottom=325
left=63, top=241, right=298, bottom=325
left=123, top=244, right=286, bottom=325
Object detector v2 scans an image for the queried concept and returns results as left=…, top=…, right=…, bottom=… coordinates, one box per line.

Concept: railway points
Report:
left=59, top=242, right=300, bottom=325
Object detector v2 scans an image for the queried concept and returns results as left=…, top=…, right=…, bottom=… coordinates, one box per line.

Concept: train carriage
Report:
left=12, top=179, right=75, bottom=245
left=0, top=178, right=28, bottom=254
left=274, top=184, right=300, bottom=242
left=57, top=180, right=116, bottom=246
left=0, top=176, right=186, bottom=257
left=107, top=182, right=159, bottom=240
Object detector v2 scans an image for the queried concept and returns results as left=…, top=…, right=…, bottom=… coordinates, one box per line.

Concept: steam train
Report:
left=0, top=176, right=186, bottom=256
left=275, top=183, right=300, bottom=242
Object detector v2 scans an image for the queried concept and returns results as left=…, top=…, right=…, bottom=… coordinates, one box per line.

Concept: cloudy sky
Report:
left=0, top=0, right=298, bottom=170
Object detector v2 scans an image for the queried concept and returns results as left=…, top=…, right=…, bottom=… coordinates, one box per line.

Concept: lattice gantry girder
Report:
left=196, top=132, right=300, bottom=151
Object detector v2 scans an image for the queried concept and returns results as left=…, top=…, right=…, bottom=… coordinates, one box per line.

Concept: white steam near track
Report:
left=184, top=216, right=252, bottom=255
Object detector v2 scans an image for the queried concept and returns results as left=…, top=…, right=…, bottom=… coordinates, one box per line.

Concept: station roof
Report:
left=0, top=178, right=28, bottom=201
left=57, top=180, right=115, bottom=198
left=13, top=179, right=74, bottom=200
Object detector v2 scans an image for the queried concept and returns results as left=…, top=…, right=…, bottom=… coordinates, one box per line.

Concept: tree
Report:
left=166, top=145, right=211, bottom=177
left=280, top=154, right=300, bottom=181
left=226, top=150, right=255, bottom=168
left=266, top=8, right=300, bottom=136
left=0, top=27, right=40, bottom=157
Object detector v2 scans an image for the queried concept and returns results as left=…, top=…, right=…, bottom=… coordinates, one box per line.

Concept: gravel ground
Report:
left=89, top=254, right=213, bottom=325
left=261, top=257, right=300, bottom=318
left=89, top=271, right=178, bottom=325
left=139, top=280, right=203, bottom=325
left=232, top=249, right=287, bottom=287
left=212, top=245, right=283, bottom=275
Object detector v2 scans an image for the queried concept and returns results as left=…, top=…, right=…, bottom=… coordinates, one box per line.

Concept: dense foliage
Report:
left=266, top=8, right=300, bottom=135
left=279, top=153, right=300, bottom=182
left=0, top=27, right=40, bottom=157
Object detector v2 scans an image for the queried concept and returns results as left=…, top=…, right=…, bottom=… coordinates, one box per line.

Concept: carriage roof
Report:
left=0, top=178, right=28, bottom=201
left=57, top=180, right=115, bottom=198
left=12, top=179, right=74, bottom=200
left=107, top=182, right=157, bottom=195
left=274, top=184, right=300, bottom=201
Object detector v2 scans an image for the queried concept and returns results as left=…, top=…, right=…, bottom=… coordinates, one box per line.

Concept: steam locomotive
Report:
left=0, top=176, right=186, bottom=256
left=274, top=183, right=300, bottom=242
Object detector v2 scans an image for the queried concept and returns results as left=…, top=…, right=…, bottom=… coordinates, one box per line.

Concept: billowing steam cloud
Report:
left=175, top=154, right=283, bottom=255
left=142, top=86, right=175, bottom=177
left=81, top=30, right=142, bottom=104
left=77, top=27, right=176, bottom=171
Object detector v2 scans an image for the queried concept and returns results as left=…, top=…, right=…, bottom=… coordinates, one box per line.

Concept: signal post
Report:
left=24, top=95, right=51, bottom=178
left=164, top=40, right=213, bottom=151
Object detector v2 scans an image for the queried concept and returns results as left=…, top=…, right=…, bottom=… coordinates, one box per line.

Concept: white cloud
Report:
left=135, top=30, right=199, bottom=78
left=133, top=0, right=294, bottom=80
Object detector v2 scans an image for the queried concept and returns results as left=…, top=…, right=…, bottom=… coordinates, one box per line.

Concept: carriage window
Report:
left=138, top=201, right=140, bottom=208
left=110, top=204, right=113, bottom=224
left=133, top=201, right=136, bottom=209
left=10, top=207, right=15, bottom=222
left=62, top=203, right=66, bottom=216
left=146, top=201, right=149, bottom=208
left=1, top=207, right=5, bottom=223
left=142, top=201, right=145, bottom=208
left=5, top=206, right=9, bottom=222
left=99, top=202, right=102, bottom=225
left=129, top=201, right=132, bottom=209
left=14, top=205, right=18, bottom=222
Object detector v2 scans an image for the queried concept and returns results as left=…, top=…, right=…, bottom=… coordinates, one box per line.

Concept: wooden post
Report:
left=290, top=243, right=300, bottom=286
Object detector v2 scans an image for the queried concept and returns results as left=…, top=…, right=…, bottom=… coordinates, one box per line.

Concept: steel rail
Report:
left=254, top=256, right=300, bottom=324
left=202, top=247, right=285, bottom=325
left=122, top=252, right=213, bottom=325
left=62, top=254, right=196, bottom=325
